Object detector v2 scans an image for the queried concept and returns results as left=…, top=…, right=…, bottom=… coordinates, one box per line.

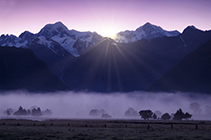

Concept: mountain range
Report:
left=0, top=22, right=211, bottom=93
left=114, top=22, right=180, bottom=43
left=148, top=39, right=211, bottom=93
left=0, top=46, right=68, bottom=92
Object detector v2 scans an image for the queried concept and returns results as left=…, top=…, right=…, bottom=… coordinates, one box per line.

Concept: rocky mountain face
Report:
left=0, top=22, right=103, bottom=84
left=58, top=26, right=211, bottom=92
left=0, top=46, right=69, bottom=92
left=36, top=22, right=103, bottom=57
left=0, top=21, right=211, bottom=93
left=0, top=22, right=103, bottom=57
left=114, top=22, right=180, bottom=43
left=148, top=39, right=211, bottom=94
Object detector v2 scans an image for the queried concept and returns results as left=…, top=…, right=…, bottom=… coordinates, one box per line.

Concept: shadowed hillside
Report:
left=149, top=40, right=211, bottom=94
left=0, top=46, right=69, bottom=92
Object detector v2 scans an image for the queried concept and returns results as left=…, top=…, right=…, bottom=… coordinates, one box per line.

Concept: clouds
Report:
left=0, top=91, right=211, bottom=120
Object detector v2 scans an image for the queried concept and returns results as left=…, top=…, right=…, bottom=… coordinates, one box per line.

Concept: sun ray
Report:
left=111, top=46, right=122, bottom=91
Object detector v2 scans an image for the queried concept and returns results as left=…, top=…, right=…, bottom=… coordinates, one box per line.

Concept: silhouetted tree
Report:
left=139, top=110, right=153, bottom=120
left=4, top=108, right=13, bottom=116
left=124, top=107, right=138, bottom=117
left=189, top=102, right=202, bottom=114
left=42, top=109, right=53, bottom=116
left=152, top=113, right=157, bottom=119
left=14, top=106, right=27, bottom=116
left=184, top=112, right=192, bottom=120
left=173, top=108, right=192, bottom=120
left=161, top=113, right=171, bottom=120
left=6, top=110, right=11, bottom=116
left=173, top=108, right=184, bottom=120
left=100, top=109, right=106, bottom=115
left=89, top=109, right=106, bottom=117
left=26, top=109, right=31, bottom=115
left=31, top=107, right=42, bottom=117
left=89, top=109, right=101, bottom=117
left=101, top=113, right=112, bottom=119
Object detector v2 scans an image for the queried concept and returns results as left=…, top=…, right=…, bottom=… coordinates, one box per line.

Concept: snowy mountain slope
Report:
left=0, top=21, right=181, bottom=56
left=0, top=21, right=103, bottom=57
left=61, top=27, right=211, bottom=92
left=36, top=22, right=103, bottom=57
left=19, top=31, right=35, bottom=43
left=0, top=34, right=28, bottom=48
left=1, top=21, right=211, bottom=93
left=114, top=22, right=180, bottom=43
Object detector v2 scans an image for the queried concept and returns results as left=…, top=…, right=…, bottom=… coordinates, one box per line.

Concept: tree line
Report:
left=124, top=107, right=192, bottom=120
left=123, top=101, right=211, bottom=120
left=4, top=106, right=52, bottom=117
left=138, top=108, right=192, bottom=121
left=3, top=102, right=210, bottom=120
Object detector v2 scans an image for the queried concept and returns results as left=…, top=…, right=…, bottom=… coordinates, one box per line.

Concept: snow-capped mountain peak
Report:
left=0, top=34, right=28, bottom=48
left=0, top=21, right=103, bottom=57
left=37, top=21, right=70, bottom=38
left=114, top=22, right=180, bottom=43
left=135, top=22, right=155, bottom=32
left=19, top=31, right=34, bottom=42
left=0, top=21, right=182, bottom=56
left=189, top=25, right=197, bottom=30
left=35, top=21, right=103, bottom=57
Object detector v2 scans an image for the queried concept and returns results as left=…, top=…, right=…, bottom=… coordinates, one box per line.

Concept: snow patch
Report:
left=180, top=35, right=187, bottom=47
left=114, top=22, right=180, bottom=43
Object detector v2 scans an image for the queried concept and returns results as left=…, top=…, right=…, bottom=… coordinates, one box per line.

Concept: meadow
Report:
left=0, top=119, right=211, bottom=140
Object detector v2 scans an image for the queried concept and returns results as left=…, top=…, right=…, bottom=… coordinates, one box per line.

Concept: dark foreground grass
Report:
left=0, top=119, right=211, bottom=140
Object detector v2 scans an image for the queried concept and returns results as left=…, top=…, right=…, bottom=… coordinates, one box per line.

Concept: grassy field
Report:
left=0, top=119, right=211, bottom=140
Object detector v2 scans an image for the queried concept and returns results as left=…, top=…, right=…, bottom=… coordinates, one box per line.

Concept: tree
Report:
left=173, top=108, right=192, bottom=121
left=161, top=113, right=171, bottom=120
left=152, top=113, right=157, bottom=119
left=189, top=102, right=202, bottom=114
left=89, top=109, right=106, bottom=117
left=13, top=106, right=27, bottom=116
left=26, top=109, right=31, bottom=115
left=89, top=109, right=101, bottom=117
left=124, top=107, right=138, bottom=117
left=101, top=113, right=112, bottom=119
left=4, top=108, right=13, bottom=116
left=6, top=110, right=11, bottom=116
left=184, top=112, right=192, bottom=120
left=173, top=108, right=184, bottom=120
left=31, top=107, right=42, bottom=117
left=139, top=110, right=153, bottom=120
left=42, top=109, right=53, bottom=116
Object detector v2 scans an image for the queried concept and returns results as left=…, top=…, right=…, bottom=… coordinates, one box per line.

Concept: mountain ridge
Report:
left=1, top=22, right=211, bottom=93
left=0, top=46, right=70, bottom=92
left=114, top=22, right=180, bottom=43
left=148, top=39, right=211, bottom=94
left=1, top=21, right=208, bottom=56
left=51, top=25, right=211, bottom=92
left=0, top=21, right=103, bottom=57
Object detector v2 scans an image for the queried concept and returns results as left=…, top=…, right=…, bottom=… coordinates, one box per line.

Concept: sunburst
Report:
left=99, top=26, right=117, bottom=38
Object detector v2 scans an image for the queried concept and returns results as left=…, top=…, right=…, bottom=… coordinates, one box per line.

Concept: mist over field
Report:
left=0, top=91, right=211, bottom=120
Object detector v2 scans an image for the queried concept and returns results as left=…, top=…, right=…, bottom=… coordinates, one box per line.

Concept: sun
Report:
left=98, top=25, right=118, bottom=38
left=100, top=28, right=117, bottom=38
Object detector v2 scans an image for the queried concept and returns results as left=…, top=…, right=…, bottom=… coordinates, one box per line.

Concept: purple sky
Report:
left=0, top=0, right=211, bottom=37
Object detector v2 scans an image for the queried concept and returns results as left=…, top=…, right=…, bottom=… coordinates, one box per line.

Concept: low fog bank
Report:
left=0, top=91, right=211, bottom=120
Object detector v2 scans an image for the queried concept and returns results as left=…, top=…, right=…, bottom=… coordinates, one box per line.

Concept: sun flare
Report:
left=98, top=25, right=118, bottom=38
